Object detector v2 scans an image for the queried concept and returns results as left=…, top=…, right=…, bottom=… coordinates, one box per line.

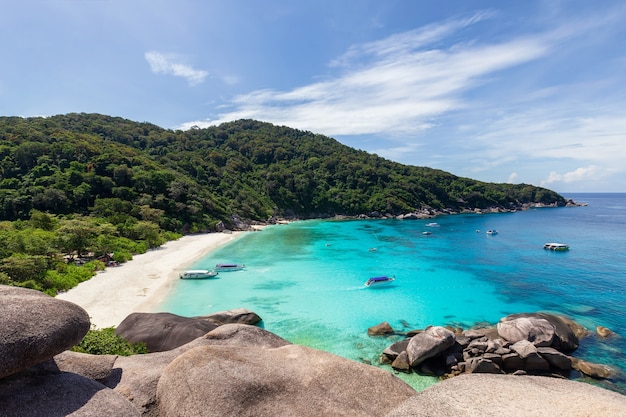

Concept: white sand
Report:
left=56, top=232, right=244, bottom=329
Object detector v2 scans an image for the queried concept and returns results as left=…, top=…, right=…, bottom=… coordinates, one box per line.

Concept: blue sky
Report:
left=3, top=1, right=626, bottom=192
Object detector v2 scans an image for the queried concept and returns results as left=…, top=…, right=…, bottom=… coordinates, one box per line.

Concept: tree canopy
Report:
left=0, top=113, right=565, bottom=231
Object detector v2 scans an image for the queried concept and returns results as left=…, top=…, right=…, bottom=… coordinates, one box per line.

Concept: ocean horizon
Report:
left=157, top=192, right=626, bottom=393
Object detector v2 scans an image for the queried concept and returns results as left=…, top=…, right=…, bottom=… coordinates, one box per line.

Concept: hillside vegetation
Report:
left=0, top=113, right=565, bottom=294
left=0, top=113, right=564, bottom=226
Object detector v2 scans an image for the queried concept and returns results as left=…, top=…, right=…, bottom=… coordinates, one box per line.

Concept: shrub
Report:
left=72, top=327, right=147, bottom=356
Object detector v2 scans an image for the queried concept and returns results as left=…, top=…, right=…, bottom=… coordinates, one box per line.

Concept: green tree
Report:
left=56, top=216, right=99, bottom=258
left=0, top=253, right=49, bottom=282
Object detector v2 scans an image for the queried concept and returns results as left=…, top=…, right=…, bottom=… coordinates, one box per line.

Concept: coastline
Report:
left=56, top=231, right=246, bottom=329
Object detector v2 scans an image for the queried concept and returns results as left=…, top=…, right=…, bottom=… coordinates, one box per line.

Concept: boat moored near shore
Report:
left=179, top=270, right=219, bottom=279
left=215, top=263, right=246, bottom=271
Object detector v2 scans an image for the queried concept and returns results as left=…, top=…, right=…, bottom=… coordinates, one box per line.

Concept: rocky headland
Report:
left=2, top=285, right=625, bottom=416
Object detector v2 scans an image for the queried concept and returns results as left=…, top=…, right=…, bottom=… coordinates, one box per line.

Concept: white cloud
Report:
left=145, top=51, right=208, bottom=86
left=175, top=8, right=626, bottom=191
left=181, top=14, right=549, bottom=134
left=541, top=165, right=603, bottom=187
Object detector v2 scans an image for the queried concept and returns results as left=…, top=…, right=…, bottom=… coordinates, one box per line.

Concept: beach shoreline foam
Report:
left=56, top=231, right=245, bottom=329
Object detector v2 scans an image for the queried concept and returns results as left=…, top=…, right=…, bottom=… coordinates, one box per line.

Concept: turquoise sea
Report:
left=157, top=193, right=626, bottom=393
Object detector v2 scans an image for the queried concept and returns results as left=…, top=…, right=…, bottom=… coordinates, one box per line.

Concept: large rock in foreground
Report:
left=385, top=374, right=626, bottom=417
left=115, top=312, right=219, bottom=352
left=0, top=286, right=90, bottom=379
left=157, top=344, right=417, bottom=417
left=0, top=371, right=139, bottom=417
left=103, top=324, right=291, bottom=414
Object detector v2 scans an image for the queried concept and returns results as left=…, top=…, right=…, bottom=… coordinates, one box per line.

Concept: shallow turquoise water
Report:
left=157, top=193, right=626, bottom=392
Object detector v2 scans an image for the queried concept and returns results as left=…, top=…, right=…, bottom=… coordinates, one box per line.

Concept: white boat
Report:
left=486, top=230, right=498, bottom=235
left=426, top=222, right=440, bottom=227
left=179, top=270, right=219, bottom=279
left=543, top=243, right=569, bottom=251
left=215, top=263, right=246, bottom=271
left=364, top=276, right=395, bottom=288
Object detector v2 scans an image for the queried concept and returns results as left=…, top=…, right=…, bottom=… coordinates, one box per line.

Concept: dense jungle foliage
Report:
left=0, top=113, right=565, bottom=294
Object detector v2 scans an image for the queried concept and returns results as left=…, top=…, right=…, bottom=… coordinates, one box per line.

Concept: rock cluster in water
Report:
left=2, top=285, right=625, bottom=416
left=375, top=312, right=617, bottom=381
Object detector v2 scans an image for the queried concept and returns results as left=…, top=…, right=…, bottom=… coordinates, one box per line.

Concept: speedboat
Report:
left=364, top=276, right=395, bottom=288
left=215, top=263, right=246, bottom=271
left=486, top=230, right=498, bottom=235
left=426, top=222, right=440, bottom=227
left=179, top=270, right=219, bottom=279
left=543, top=243, right=569, bottom=251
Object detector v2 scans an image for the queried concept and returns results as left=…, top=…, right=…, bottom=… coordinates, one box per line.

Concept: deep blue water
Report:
left=157, top=193, right=626, bottom=392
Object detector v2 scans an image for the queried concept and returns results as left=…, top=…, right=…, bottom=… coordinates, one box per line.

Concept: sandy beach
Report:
left=56, top=231, right=244, bottom=329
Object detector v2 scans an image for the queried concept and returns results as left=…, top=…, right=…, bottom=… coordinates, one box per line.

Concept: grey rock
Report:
left=392, top=350, right=411, bottom=373
left=48, top=350, right=118, bottom=382
left=596, top=326, right=614, bottom=338
left=384, top=374, right=626, bottom=417
left=486, top=338, right=506, bottom=353
left=0, top=371, right=139, bottom=417
left=115, top=312, right=218, bottom=352
left=465, top=357, right=503, bottom=374
left=501, top=353, right=524, bottom=371
left=104, top=324, right=290, bottom=413
left=202, top=323, right=291, bottom=348
left=454, top=334, right=471, bottom=348
left=505, top=313, right=585, bottom=352
left=0, top=285, right=90, bottom=379
left=497, top=316, right=555, bottom=347
left=571, top=358, right=615, bottom=379
left=368, top=321, right=395, bottom=336
left=406, top=326, right=456, bottom=367
left=196, top=308, right=262, bottom=325
left=383, top=338, right=411, bottom=361
left=524, top=353, right=551, bottom=372
left=510, top=339, right=538, bottom=359
left=157, top=344, right=417, bottom=417
left=467, top=339, right=489, bottom=352
left=463, top=327, right=499, bottom=340
left=537, top=347, right=572, bottom=371
left=494, top=347, right=511, bottom=355
left=445, top=354, right=458, bottom=368
left=103, top=338, right=208, bottom=414
left=482, top=352, right=504, bottom=367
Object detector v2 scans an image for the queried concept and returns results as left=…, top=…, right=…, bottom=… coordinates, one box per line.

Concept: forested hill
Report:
left=0, top=113, right=565, bottom=232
